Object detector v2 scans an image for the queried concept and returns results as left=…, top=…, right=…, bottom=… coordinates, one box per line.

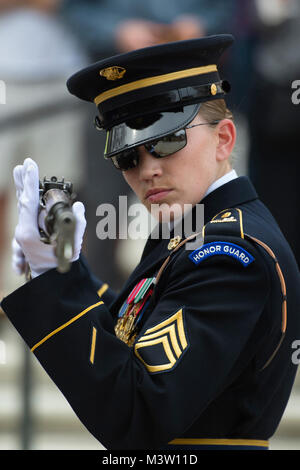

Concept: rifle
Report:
left=38, top=176, right=76, bottom=274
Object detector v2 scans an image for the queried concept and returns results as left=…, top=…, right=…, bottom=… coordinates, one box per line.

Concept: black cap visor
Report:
left=104, top=103, right=201, bottom=158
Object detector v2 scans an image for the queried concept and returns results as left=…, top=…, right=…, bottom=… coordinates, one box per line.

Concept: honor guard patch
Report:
left=189, top=242, right=255, bottom=268
left=134, top=308, right=189, bottom=374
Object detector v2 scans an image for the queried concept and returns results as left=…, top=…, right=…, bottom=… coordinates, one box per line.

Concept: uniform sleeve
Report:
left=1, top=236, right=270, bottom=449
left=79, top=254, right=117, bottom=307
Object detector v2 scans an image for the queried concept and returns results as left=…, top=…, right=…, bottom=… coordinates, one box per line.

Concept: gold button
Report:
left=211, top=83, right=217, bottom=96
left=168, top=235, right=182, bottom=250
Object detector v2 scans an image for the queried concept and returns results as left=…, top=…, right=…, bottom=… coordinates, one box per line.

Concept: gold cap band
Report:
left=94, top=64, right=218, bottom=106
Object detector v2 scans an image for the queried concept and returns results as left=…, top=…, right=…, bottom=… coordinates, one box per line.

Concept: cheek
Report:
left=122, top=170, right=130, bottom=186
left=188, top=134, right=217, bottom=176
left=176, top=139, right=213, bottom=179
left=171, top=137, right=216, bottom=200
left=122, top=170, right=139, bottom=194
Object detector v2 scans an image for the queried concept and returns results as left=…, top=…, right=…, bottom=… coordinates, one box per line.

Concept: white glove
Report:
left=12, top=158, right=86, bottom=279
left=11, top=238, right=27, bottom=276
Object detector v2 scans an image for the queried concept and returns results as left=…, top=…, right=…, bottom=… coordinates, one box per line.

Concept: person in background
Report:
left=59, top=0, right=235, bottom=60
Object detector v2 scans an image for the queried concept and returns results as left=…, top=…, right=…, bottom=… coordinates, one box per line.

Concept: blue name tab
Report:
left=189, top=242, right=254, bottom=268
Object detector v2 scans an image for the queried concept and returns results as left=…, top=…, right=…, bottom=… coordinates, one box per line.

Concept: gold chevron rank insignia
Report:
left=134, top=308, right=189, bottom=374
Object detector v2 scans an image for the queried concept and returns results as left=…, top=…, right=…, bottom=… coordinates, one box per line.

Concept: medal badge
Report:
left=115, top=277, right=156, bottom=346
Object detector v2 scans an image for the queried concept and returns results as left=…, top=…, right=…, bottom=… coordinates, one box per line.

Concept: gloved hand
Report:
left=12, top=158, right=86, bottom=279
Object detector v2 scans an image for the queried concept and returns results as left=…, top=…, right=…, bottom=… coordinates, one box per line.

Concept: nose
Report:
left=137, top=146, right=163, bottom=179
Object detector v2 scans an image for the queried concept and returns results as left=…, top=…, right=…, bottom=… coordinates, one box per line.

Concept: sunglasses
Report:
left=109, top=121, right=220, bottom=171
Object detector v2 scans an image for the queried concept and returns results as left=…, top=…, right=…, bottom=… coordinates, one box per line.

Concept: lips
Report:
left=145, top=188, right=173, bottom=202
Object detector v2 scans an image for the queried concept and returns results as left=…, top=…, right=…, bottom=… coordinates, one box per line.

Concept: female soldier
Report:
left=2, top=35, right=300, bottom=450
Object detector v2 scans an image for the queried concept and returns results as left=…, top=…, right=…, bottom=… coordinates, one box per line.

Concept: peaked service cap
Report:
left=67, top=34, right=234, bottom=158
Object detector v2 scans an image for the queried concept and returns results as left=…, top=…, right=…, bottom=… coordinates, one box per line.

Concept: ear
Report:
left=215, top=119, right=236, bottom=162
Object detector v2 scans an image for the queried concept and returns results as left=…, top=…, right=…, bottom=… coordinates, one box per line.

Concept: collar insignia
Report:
left=168, top=235, right=182, bottom=250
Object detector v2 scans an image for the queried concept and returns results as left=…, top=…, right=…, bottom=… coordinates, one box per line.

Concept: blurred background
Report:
left=0, top=0, right=299, bottom=450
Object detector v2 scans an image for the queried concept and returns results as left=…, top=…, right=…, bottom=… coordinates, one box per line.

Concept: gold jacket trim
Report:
left=168, top=438, right=269, bottom=447
left=31, top=301, right=104, bottom=353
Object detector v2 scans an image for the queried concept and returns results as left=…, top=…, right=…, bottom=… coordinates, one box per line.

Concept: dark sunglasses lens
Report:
left=111, top=128, right=187, bottom=169
left=111, top=149, right=139, bottom=170
left=145, top=128, right=187, bottom=157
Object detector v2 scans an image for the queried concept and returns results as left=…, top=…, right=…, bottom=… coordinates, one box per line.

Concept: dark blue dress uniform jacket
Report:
left=2, top=176, right=300, bottom=449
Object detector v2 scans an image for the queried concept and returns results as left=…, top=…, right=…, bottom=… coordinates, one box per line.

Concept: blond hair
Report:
left=199, top=99, right=235, bottom=166
left=199, top=99, right=233, bottom=124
